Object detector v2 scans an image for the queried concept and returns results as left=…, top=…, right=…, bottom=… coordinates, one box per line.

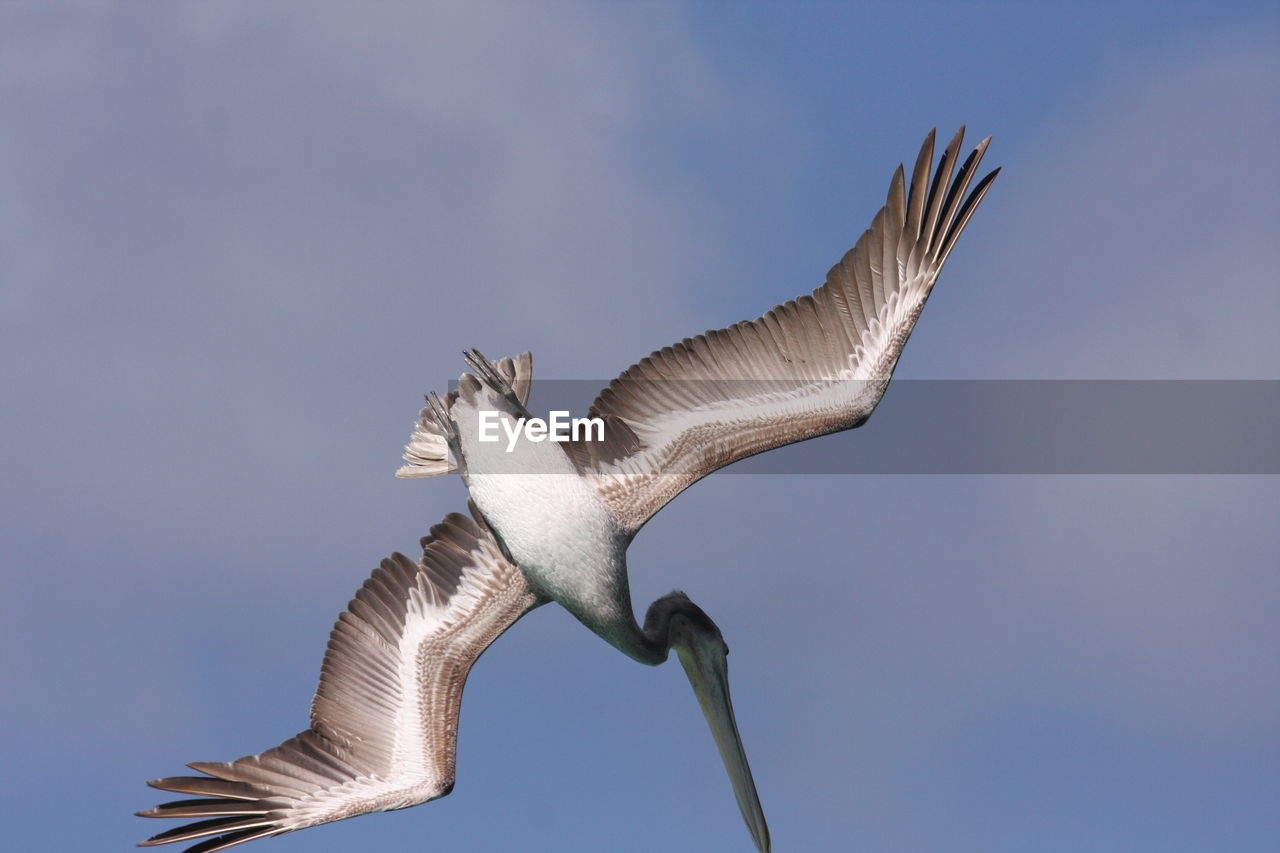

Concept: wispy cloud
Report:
left=0, top=1, right=756, bottom=563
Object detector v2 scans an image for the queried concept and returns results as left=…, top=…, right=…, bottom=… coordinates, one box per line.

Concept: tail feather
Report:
left=396, top=351, right=533, bottom=478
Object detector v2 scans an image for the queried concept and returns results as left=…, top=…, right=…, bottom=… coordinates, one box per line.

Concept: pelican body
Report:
left=451, top=379, right=634, bottom=648
left=139, top=129, right=998, bottom=853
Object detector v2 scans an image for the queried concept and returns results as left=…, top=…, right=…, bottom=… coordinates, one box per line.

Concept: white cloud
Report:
left=0, top=1, right=760, bottom=568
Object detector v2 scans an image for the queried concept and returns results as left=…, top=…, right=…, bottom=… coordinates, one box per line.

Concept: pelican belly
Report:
left=452, top=387, right=628, bottom=628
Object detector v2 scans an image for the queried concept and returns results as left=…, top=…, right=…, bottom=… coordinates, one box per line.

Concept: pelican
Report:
left=139, top=128, right=998, bottom=852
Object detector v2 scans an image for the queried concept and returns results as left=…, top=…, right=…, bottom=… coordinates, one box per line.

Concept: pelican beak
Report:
left=675, top=632, right=771, bottom=853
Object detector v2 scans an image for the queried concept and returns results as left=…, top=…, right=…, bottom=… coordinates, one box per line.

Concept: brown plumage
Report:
left=574, top=128, right=998, bottom=531
left=139, top=504, right=540, bottom=853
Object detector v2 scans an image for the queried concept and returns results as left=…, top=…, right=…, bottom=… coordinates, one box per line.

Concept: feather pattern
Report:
left=138, top=504, right=541, bottom=852
left=397, top=352, right=532, bottom=478
left=573, top=129, right=999, bottom=531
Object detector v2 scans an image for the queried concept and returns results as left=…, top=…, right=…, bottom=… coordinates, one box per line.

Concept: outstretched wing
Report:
left=138, top=505, right=541, bottom=853
left=571, top=128, right=998, bottom=532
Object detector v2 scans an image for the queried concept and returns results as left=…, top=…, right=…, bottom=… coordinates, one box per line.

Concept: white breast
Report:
left=451, top=387, right=628, bottom=625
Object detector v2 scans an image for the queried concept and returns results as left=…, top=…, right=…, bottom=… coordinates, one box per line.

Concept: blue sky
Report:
left=2, top=2, right=1277, bottom=851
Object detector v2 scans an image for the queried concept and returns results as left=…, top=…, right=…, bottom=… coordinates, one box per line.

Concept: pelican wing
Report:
left=139, top=505, right=541, bottom=853
left=572, top=129, right=998, bottom=531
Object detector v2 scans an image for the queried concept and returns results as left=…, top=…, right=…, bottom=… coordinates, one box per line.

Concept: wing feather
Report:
left=139, top=505, right=541, bottom=852
left=575, top=129, right=999, bottom=531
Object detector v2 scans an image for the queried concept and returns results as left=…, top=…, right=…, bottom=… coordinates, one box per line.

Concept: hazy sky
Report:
left=2, top=3, right=1277, bottom=852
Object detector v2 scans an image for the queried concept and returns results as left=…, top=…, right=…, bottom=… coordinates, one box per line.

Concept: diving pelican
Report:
left=139, top=128, right=998, bottom=852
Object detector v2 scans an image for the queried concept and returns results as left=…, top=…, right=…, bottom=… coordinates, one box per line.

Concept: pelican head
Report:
left=645, top=592, right=771, bottom=853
